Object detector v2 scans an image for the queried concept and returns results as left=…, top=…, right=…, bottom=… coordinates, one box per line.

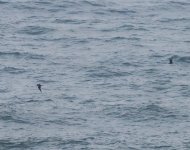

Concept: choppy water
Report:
left=0, top=0, right=190, bottom=149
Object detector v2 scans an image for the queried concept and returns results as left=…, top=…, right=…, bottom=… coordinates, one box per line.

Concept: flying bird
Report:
left=169, top=58, right=173, bottom=64
left=37, top=84, right=42, bottom=92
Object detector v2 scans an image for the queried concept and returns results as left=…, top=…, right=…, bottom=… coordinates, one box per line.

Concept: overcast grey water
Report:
left=0, top=0, right=190, bottom=149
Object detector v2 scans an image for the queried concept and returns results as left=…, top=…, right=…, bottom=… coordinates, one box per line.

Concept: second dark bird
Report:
left=169, top=58, right=173, bottom=64
left=37, top=84, right=42, bottom=92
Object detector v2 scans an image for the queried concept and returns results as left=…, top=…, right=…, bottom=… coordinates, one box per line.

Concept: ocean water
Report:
left=0, top=0, right=190, bottom=149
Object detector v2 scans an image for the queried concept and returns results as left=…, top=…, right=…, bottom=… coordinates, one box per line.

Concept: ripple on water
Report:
left=0, top=136, right=94, bottom=149
left=169, top=1, right=190, bottom=6
left=1, top=67, right=27, bottom=74
left=0, top=88, right=9, bottom=93
left=168, top=55, right=190, bottom=64
left=87, top=67, right=129, bottom=78
left=35, top=1, right=52, bottom=5
left=0, top=52, right=21, bottom=58
left=122, top=62, right=140, bottom=67
left=0, top=138, right=51, bottom=149
left=81, top=0, right=105, bottom=7
left=0, top=51, right=45, bottom=60
left=104, top=103, right=188, bottom=122
left=107, top=8, right=136, bottom=15
left=37, top=79, right=56, bottom=84
left=54, top=18, right=86, bottom=24
left=159, top=18, right=190, bottom=23
left=0, top=1, right=8, bottom=4
left=17, top=26, right=55, bottom=35
left=0, top=109, right=30, bottom=124
left=178, top=56, right=190, bottom=63
left=105, top=36, right=141, bottom=42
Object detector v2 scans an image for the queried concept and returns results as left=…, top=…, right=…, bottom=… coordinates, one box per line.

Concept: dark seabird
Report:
left=169, top=58, right=173, bottom=64
left=37, top=84, right=42, bottom=92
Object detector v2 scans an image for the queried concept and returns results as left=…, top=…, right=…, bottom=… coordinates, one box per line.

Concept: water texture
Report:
left=0, top=0, right=190, bottom=149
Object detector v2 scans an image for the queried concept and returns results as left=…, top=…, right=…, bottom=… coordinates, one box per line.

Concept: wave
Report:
left=27, top=53, right=45, bottom=60
left=54, top=19, right=85, bottom=24
left=39, top=36, right=89, bottom=44
left=104, top=103, right=188, bottom=122
left=122, top=62, right=139, bottom=67
left=0, top=88, right=9, bottom=93
left=105, top=36, right=141, bottom=42
left=58, top=138, right=91, bottom=147
left=108, top=36, right=127, bottom=40
left=13, top=3, right=43, bottom=11
left=170, top=55, right=190, bottom=63
left=108, top=8, right=136, bottom=14
left=159, top=18, right=190, bottom=23
left=17, top=26, right=55, bottom=35
left=169, top=1, right=190, bottom=6
left=1, top=67, right=27, bottom=74
left=0, top=138, right=51, bottom=149
left=38, top=79, right=56, bottom=83
left=0, top=1, right=8, bottom=4
left=35, top=1, right=52, bottom=5
left=117, top=25, right=149, bottom=31
left=178, top=56, right=190, bottom=63
left=0, top=136, right=93, bottom=149
left=82, top=0, right=105, bottom=7
left=87, top=67, right=129, bottom=78
left=117, top=24, right=135, bottom=30
left=105, top=25, right=149, bottom=32
left=26, top=98, right=53, bottom=103
left=51, top=1, right=81, bottom=12
left=0, top=109, right=30, bottom=124
left=0, top=51, right=45, bottom=60
left=0, top=51, right=21, bottom=57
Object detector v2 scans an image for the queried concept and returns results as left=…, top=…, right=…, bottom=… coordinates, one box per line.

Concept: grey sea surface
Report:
left=0, top=0, right=190, bottom=149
